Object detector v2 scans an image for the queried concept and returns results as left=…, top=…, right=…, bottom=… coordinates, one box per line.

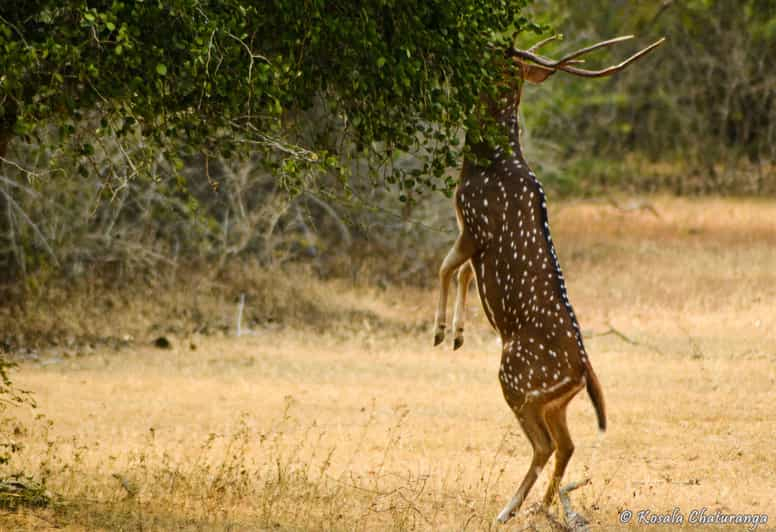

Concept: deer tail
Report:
left=585, top=363, right=607, bottom=432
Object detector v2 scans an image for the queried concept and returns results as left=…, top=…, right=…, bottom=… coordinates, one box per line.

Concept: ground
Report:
left=2, top=197, right=775, bottom=530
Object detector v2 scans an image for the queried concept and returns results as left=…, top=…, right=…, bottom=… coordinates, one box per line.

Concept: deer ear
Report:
left=522, top=64, right=556, bottom=84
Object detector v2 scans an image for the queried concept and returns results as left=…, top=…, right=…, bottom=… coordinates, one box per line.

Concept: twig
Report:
left=0, top=155, right=39, bottom=178
left=553, top=197, right=661, bottom=219
left=560, top=478, right=591, bottom=495
left=589, top=322, right=665, bottom=355
left=203, top=152, right=218, bottom=190
left=596, top=324, right=638, bottom=345
left=318, top=186, right=457, bottom=237
left=225, top=30, right=271, bottom=107
left=651, top=0, right=675, bottom=26
left=4, top=184, right=25, bottom=277
left=606, top=197, right=661, bottom=217
left=235, top=293, right=245, bottom=337
left=225, top=31, right=271, bottom=65
left=198, top=29, right=218, bottom=109
left=0, top=175, right=40, bottom=197
left=227, top=124, right=320, bottom=162
left=111, top=473, right=137, bottom=498
left=304, top=192, right=352, bottom=247
left=0, top=14, right=30, bottom=50
left=677, top=323, right=704, bottom=359
left=294, top=206, right=320, bottom=260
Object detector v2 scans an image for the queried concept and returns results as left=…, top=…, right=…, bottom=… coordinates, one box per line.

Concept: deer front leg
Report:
left=451, top=261, right=474, bottom=350
left=434, top=231, right=476, bottom=346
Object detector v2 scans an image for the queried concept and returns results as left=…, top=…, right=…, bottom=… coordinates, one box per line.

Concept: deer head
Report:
left=498, top=34, right=665, bottom=109
left=508, top=34, right=666, bottom=80
left=473, top=35, right=665, bottom=158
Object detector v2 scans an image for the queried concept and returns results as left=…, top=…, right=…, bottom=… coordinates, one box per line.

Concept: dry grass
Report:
left=2, top=196, right=776, bottom=530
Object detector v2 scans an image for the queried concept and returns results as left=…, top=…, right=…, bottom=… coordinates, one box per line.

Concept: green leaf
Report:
left=156, top=63, right=168, bottom=76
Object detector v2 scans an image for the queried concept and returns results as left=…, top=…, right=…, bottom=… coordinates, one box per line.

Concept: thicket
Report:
left=525, top=0, right=776, bottom=194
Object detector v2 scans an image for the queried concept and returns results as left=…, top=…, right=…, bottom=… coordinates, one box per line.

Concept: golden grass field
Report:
left=3, top=197, right=776, bottom=531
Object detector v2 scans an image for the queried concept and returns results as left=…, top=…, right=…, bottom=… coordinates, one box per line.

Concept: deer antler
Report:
left=509, top=36, right=666, bottom=78
left=527, top=34, right=562, bottom=53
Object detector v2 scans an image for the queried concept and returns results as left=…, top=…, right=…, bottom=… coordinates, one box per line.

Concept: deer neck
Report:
left=465, top=98, right=527, bottom=170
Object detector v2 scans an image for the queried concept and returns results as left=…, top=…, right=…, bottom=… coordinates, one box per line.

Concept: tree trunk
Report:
left=0, top=105, right=17, bottom=160
left=0, top=126, right=13, bottom=160
left=0, top=134, right=9, bottom=160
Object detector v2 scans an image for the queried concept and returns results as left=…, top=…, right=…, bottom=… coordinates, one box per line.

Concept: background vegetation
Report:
left=524, top=0, right=776, bottom=195
left=0, top=0, right=540, bottom=285
left=1, top=0, right=774, bottom=290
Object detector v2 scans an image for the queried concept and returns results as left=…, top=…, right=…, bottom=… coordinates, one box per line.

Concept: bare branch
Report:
left=0, top=156, right=40, bottom=178
left=0, top=14, right=30, bottom=50
left=0, top=188, right=59, bottom=266
left=304, top=192, right=352, bottom=247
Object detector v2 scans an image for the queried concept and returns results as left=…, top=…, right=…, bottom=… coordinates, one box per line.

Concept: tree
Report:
left=1, top=1, right=541, bottom=196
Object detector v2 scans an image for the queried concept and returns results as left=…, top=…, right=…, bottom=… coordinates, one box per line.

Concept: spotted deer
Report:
left=432, top=35, right=664, bottom=524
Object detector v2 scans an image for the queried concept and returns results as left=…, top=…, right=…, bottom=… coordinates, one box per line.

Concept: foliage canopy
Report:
left=1, top=0, right=541, bottom=196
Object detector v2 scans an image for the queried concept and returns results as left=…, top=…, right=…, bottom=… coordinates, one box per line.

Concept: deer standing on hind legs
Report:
left=432, top=35, right=664, bottom=526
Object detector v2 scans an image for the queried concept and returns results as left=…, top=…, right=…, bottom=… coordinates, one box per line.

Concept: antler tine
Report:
left=509, top=35, right=635, bottom=68
left=551, top=35, right=634, bottom=65
left=527, top=34, right=562, bottom=53
left=555, top=37, right=666, bottom=77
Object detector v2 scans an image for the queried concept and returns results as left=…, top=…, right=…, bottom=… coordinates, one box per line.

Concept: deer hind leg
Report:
left=451, top=261, right=474, bottom=350
left=433, top=230, right=476, bottom=346
left=542, top=402, right=575, bottom=514
left=496, top=402, right=555, bottom=523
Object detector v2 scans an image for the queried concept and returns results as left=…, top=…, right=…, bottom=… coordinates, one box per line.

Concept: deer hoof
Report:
left=433, top=331, right=445, bottom=346
left=495, top=508, right=514, bottom=524
left=453, top=336, right=464, bottom=350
